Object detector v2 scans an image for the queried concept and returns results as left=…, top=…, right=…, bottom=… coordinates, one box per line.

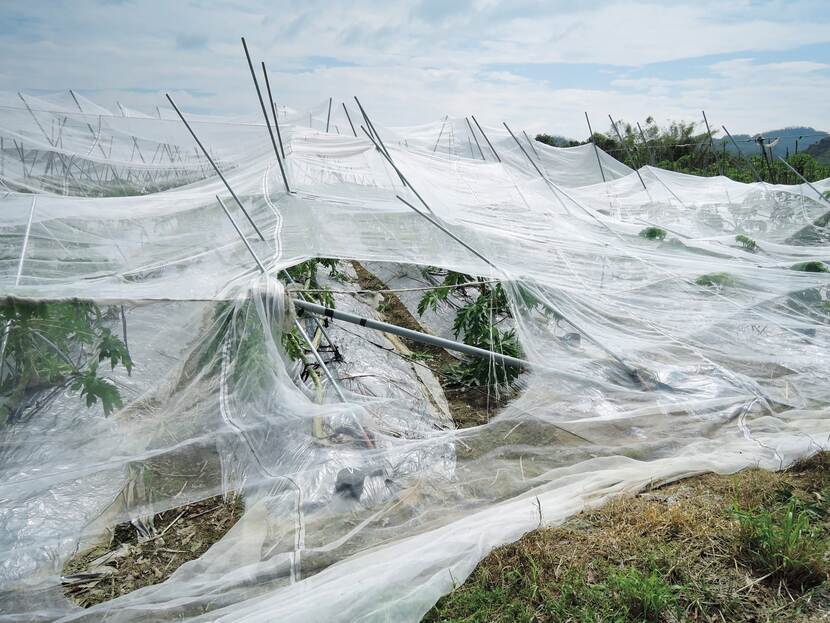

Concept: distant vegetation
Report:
left=537, top=119, right=830, bottom=184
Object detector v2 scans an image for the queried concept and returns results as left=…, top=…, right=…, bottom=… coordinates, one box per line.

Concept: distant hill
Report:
left=805, top=136, right=830, bottom=164
left=713, top=127, right=827, bottom=158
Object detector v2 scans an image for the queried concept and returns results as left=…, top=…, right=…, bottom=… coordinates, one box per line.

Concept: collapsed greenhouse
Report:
left=0, top=85, right=829, bottom=622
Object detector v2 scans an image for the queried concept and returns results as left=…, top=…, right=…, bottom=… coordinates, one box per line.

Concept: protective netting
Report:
left=1, top=93, right=829, bottom=622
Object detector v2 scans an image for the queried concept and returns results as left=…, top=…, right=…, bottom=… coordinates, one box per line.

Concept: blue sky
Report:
left=1, top=0, right=829, bottom=137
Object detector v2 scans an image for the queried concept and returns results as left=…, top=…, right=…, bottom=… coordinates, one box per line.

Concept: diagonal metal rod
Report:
left=215, top=187, right=342, bottom=362
left=354, top=97, right=406, bottom=186
left=584, top=112, right=606, bottom=183
left=261, top=64, right=286, bottom=159
left=325, top=97, right=332, bottom=133
left=471, top=115, right=501, bottom=162
left=466, top=117, right=485, bottom=161
left=777, top=156, right=830, bottom=208
left=503, top=122, right=550, bottom=183
left=215, top=195, right=347, bottom=402
left=342, top=102, right=357, bottom=137
left=240, top=38, right=290, bottom=193
left=722, top=125, right=762, bottom=183
left=395, top=195, right=638, bottom=379
left=609, top=116, right=646, bottom=190
left=360, top=126, right=430, bottom=213
left=166, top=93, right=265, bottom=241
left=522, top=130, right=540, bottom=158
left=701, top=110, right=714, bottom=159
left=433, top=115, right=448, bottom=152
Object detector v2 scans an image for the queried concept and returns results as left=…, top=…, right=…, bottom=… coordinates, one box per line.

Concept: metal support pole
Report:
left=503, top=122, right=550, bottom=183
left=722, top=125, right=762, bottom=183
left=395, top=194, right=638, bottom=379
left=466, top=117, right=485, bottom=161
left=325, top=97, right=332, bottom=133
left=240, top=39, right=290, bottom=193
left=215, top=196, right=347, bottom=402
left=342, top=102, right=357, bottom=137
left=360, top=126, right=429, bottom=213
left=261, top=64, right=286, bottom=159
left=294, top=298, right=535, bottom=373
left=166, top=93, right=265, bottom=241
left=609, top=116, right=646, bottom=190
left=522, top=130, right=540, bottom=158
left=777, top=156, right=830, bottom=208
left=471, top=115, right=500, bottom=162
left=584, top=112, right=606, bottom=183
left=0, top=196, right=37, bottom=379
left=353, top=97, right=395, bottom=165
left=433, top=115, right=448, bottom=152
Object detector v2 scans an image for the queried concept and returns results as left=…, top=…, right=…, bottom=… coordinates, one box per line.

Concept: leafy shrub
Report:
left=418, top=270, right=524, bottom=389
left=736, top=234, right=758, bottom=252
left=733, top=498, right=827, bottom=590
left=639, top=227, right=667, bottom=241
left=791, top=260, right=829, bottom=273
left=695, top=272, right=737, bottom=287
left=0, top=302, right=132, bottom=421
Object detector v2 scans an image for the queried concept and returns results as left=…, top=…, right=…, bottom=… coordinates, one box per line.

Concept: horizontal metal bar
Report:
left=293, top=298, right=531, bottom=370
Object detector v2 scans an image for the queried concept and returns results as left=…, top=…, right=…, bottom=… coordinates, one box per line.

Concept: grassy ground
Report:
left=425, top=453, right=830, bottom=622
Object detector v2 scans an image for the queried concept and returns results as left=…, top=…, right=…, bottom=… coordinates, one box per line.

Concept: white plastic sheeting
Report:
left=1, top=93, right=829, bottom=622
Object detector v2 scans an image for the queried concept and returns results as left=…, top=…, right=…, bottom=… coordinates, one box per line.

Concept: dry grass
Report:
left=63, top=493, right=243, bottom=608
left=425, top=452, right=830, bottom=622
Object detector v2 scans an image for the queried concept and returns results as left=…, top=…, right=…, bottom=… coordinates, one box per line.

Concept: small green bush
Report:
left=733, top=498, right=827, bottom=590
left=735, top=234, right=758, bottom=252
left=695, top=272, right=737, bottom=287
left=639, top=227, right=667, bottom=241
left=791, top=261, right=829, bottom=273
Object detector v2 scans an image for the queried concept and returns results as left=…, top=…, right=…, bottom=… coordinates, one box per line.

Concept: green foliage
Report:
left=0, top=302, right=132, bottom=419
left=733, top=498, right=827, bottom=590
left=541, top=117, right=830, bottom=184
left=639, top=226, right=667, bottom=241
left=791, top=260, right=829, bottom=273
left=735, top=234, right=758, bottom=252
left=284, top=258, right=345, bottom=308
left=695, top=272, right=737, bottom=288
left=418, top=271, right=524, bottom=389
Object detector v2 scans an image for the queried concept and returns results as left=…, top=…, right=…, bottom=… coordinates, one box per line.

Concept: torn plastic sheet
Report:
left=0, top=95, right=829, bottom=622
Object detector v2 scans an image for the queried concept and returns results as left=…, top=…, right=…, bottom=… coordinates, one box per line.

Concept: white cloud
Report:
left=0, top=0, right=828, bottom=137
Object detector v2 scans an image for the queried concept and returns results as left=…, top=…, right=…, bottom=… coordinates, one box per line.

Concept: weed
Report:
left=733, top=498, right=827, bottom=590
left=695, top=272, right=737, bottom=287
left=736, top=234, right=758, bottom=252
left=791, top=260, right=829, bottom=273
left=639, top=226, right=667, bottom=241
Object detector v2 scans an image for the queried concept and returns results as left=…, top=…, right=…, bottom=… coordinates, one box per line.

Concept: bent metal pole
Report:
left=166, top=93, right=266, bottom=242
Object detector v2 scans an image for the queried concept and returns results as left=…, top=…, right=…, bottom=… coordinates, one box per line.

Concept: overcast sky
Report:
left=1, top=0, right=828, bottom=137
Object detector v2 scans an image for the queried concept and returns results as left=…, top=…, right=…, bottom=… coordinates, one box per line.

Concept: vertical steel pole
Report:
left=240, top=38, right=290, bottom=193
left=325, top=97, right=332, bottom=133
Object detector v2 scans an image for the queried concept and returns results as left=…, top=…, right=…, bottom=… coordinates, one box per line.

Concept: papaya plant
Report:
left=0, top=301, right=132, bottom=423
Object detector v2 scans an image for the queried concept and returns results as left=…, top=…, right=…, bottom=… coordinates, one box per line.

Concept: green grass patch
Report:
left=791, top=261, right=829, bottom=273
left=639, top=227, right=667, bottom=241
left=695, top=272, right=737, bottom=287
